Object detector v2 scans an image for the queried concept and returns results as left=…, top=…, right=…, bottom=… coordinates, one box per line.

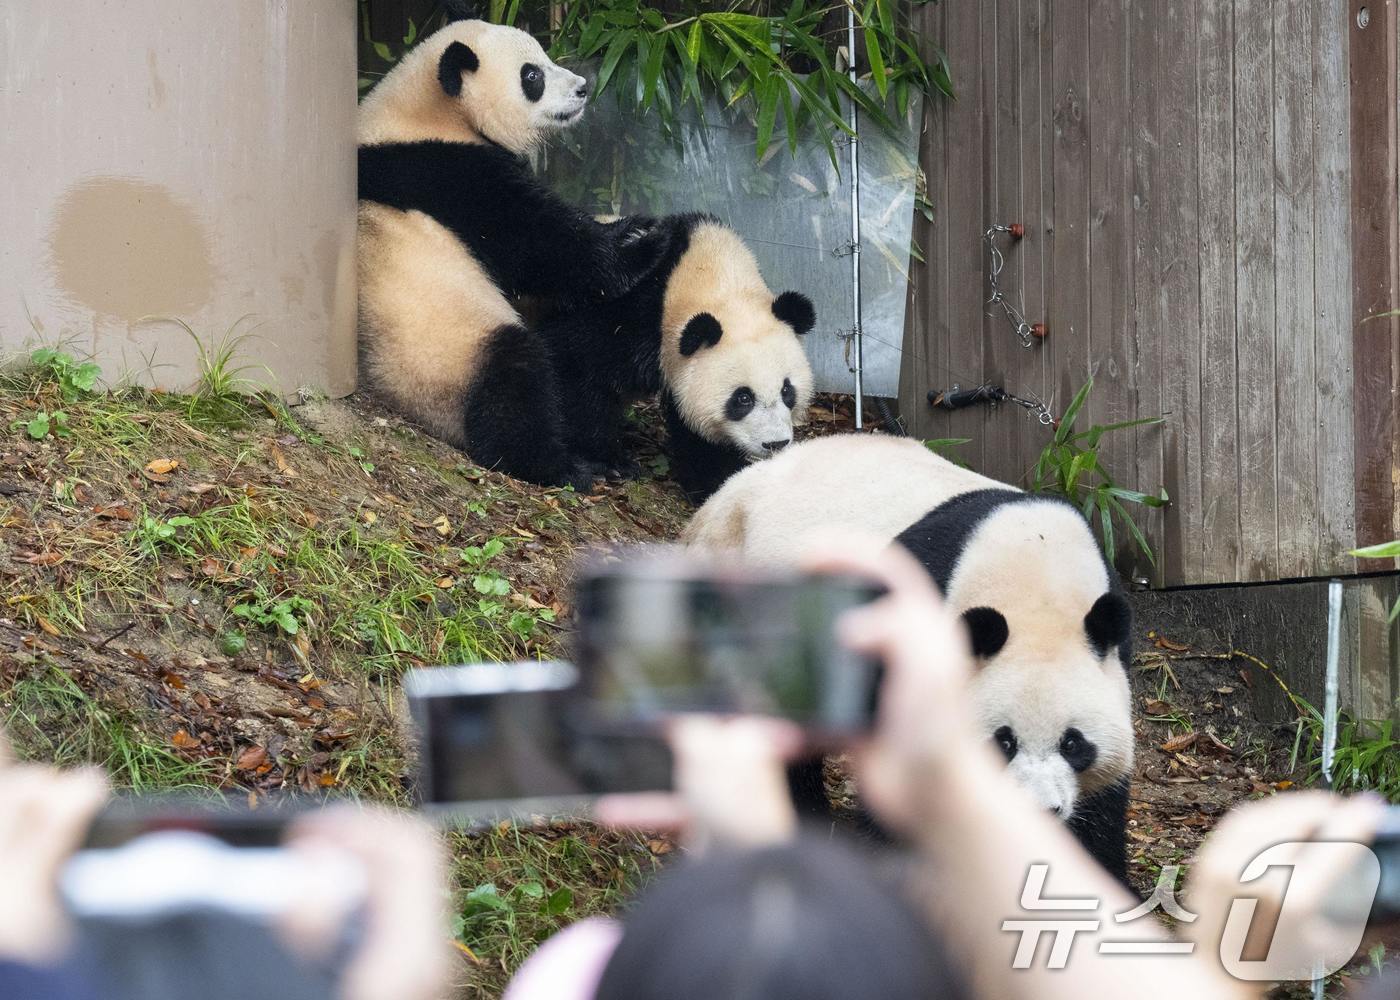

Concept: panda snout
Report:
left=761, top=439, right=790, bottom=453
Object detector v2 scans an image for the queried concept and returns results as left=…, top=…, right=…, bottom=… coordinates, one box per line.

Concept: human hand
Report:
left=799, top=537, right=990, bottom=838
left=0, top=743, right=108, bottom=964
left=285, top=807, right=454, bottom=1000
left=1183, top=790, right=1385, bottom=982
left=594, top=715, right=805, bottom=853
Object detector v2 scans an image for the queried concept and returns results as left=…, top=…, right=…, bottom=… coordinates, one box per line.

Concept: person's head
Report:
left=593, top=837, right=966, bottom=1000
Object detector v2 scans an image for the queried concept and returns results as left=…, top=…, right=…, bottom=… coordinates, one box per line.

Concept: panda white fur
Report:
left=540, top=212, right=817, bottom=504
left=684, top=433, right=1135, bottom=878
left=357, top=16, right=672, bottom=489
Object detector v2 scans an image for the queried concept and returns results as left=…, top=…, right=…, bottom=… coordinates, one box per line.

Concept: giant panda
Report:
left=357, top=16, right=672, bottom=490
left=539, top=212, right=817, bottom=504
left=683, top=433, right=1136, bottom=879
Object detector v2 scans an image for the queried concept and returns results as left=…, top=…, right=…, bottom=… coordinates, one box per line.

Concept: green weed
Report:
left=1030, top=377, right=1169, bottom=566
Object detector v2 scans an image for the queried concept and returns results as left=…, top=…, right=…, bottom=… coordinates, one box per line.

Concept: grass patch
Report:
left=448, top=824, right=664, bottom=997
left=1, top=663, right=217, bottom=790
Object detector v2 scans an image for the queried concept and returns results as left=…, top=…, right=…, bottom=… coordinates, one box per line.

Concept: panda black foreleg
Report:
left=1066, top=778, right=1131, bottom=886
left=462, top=325, right=595, bottom=492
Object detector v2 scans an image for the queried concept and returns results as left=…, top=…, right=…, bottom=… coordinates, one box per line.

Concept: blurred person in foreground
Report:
left=0, top=729, right=453, bottom=1000
left=507, top=538, right=1387, bottom=1000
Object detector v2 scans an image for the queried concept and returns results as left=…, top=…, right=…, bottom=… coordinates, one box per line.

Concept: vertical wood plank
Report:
left=1197, top=0, right=1241, bottom=583
left=1087, top=0, right=1136, bottom=566
left=1049, top=0, right=1092, bottom=450
left=982, top=0, right=1026, bottom=485
left=1313, top=0, right=1357, bottom=571
left=1128, top=0, right=1165, bottom=583
left=935, top=0, right=989, bottom=467
left=1273, top=0, right=1318, bottom=579
left=1234, top=0, right=1279, bottom=582
left=1156, top=0, right=1204, bottom=586
left=1349, top=0, right=1400, bottom=558
left=1016, top=0, right=1053, bottom=482
left=902, top=2, right=952, bottom=442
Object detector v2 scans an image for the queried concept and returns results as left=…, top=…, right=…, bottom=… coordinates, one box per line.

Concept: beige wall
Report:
left=0, top=1, right=358, bottom=396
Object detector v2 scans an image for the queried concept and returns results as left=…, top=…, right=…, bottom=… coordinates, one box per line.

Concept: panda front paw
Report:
left=603, top=223, right=672, bottom=300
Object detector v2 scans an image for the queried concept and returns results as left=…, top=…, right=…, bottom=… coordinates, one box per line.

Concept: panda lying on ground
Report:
left=684, top=433, right=1136, bottom=880
left=540, top=212, right=817, bottom=504
left=357, top=16, right=671, bottom=490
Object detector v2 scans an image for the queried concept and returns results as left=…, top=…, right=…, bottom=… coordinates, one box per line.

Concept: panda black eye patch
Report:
left=520, top=63, right=545, bottom=102
left=993, top=726, right=1018, bottom=762
left=781, top=378, right=796, bottom=409
left=1058, top=727, right=1098, bottom=772
left=725, top=387, right=756, bottom=421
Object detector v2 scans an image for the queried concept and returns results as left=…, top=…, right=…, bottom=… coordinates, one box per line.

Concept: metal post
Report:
left=1322, top=579, right=1343, bottom=788
left=846, top=2, right=864, bottom=429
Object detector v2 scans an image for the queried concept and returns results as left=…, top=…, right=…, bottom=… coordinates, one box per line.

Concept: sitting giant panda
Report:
left=540, top=212, right=817, bottom=504
left=357, top=16, right=671, bottom=489
left=684, top=433, right=1136, bottom=879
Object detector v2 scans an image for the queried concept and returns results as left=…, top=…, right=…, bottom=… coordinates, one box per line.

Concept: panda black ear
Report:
left=962, top=607, right=1009, bottom=659
left=1084, top=592, right=1131, bottom=658
left=442, top=0, right=481, bottom=22
left=679, top=313, right=724, bottom=356
left=772, top=291, right=815, bottom=335
left=438, top=41, right=480, bottom=97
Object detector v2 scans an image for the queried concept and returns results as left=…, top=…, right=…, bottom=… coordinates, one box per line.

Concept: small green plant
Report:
left=1029, top=378, right=1169, bottom=566
left=1292, top=698, right=1400, bottom=800
left=133, top=514, right=198, bottom=558
left=347, top=444, right=376, bottom=475
left=1350, top=539, right=1400, bottom=624
left=231, top=595, right=316, bottom=636
left=923, top=437, right=970, bottom=467
left=30, top=347, right=101, bottom=402
left=18, top=409, right=70, bottom=440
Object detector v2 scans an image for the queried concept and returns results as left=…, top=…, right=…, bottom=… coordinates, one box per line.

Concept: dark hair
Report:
left=593, top=837, right=966, bottom=1000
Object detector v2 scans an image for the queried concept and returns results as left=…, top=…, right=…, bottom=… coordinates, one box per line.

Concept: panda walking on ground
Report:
left=684, top=433, right=1137, bottom=880
left=357, top=15, right=672, bottom=489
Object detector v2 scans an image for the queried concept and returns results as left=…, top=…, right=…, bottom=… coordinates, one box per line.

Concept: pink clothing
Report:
left=501, top=916, right=623, bottom=1000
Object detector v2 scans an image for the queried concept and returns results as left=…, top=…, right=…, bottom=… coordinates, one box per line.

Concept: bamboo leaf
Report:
left=756, top=74, right=780, bottom=160
left=641, top=33, right=665, bottom=108
left=1351, top=540, right=1400, bottom=559
left=594, top=30, right=633, bottom=97
left=1055, top=377, right=1094, bottom=444
left=866, top=27, right=888, bottom=99
left=687, top=19, right=703, bottom=64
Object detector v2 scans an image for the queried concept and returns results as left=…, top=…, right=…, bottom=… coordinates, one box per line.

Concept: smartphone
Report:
left=404, top=661, right=672, bottom=824
left=63, top=796, right=365, bottom=927
left=572, top=549, right=886, bottom=740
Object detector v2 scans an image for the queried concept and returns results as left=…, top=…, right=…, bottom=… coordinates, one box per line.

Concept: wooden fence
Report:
left=898, top=0, right=1399, bottom=589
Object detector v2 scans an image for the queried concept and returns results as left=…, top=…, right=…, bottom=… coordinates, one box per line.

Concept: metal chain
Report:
left=928, top=382, right=1059, bottom=428
left=985, top=225, right=1040, bottom=349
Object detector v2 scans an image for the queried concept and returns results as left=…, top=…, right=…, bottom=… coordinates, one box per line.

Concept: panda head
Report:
left=662, top=223, right=816, bottom=459
left=947, top=501, right=1136, bottom=819
left=426, top=20, right=589, bottom=152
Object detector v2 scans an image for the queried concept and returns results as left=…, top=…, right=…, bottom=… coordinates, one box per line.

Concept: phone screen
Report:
left=573, top=570, right=885, bottom=736
left=405, top=662, right=672, bottom=821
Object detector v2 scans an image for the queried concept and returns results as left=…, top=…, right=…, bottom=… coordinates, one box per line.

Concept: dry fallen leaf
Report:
left=436, top=576, right=456, bottom=589
left=1143, top=698, right=1172, bottom=716
left=1160, top=732, right=1197, bottom=753
left=269, top=442, right=298, bottom=477
left=34, top=615, right=60, bottom=637
left=236, top=746, right=268, bottom=771
left=21, top=551, right=63, bottom=566
left=171, top=728, right=202, bottom=749
left=145, top=458, right=179, bottom=476
left=361, top=510, right=378, bottom=526
left=432, top=515, right=452, bottom=536
left=1153, top=635, right=1191, bottom=652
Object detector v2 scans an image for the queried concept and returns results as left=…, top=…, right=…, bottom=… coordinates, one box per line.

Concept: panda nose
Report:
left=762, top=440, right=789, bottom=453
